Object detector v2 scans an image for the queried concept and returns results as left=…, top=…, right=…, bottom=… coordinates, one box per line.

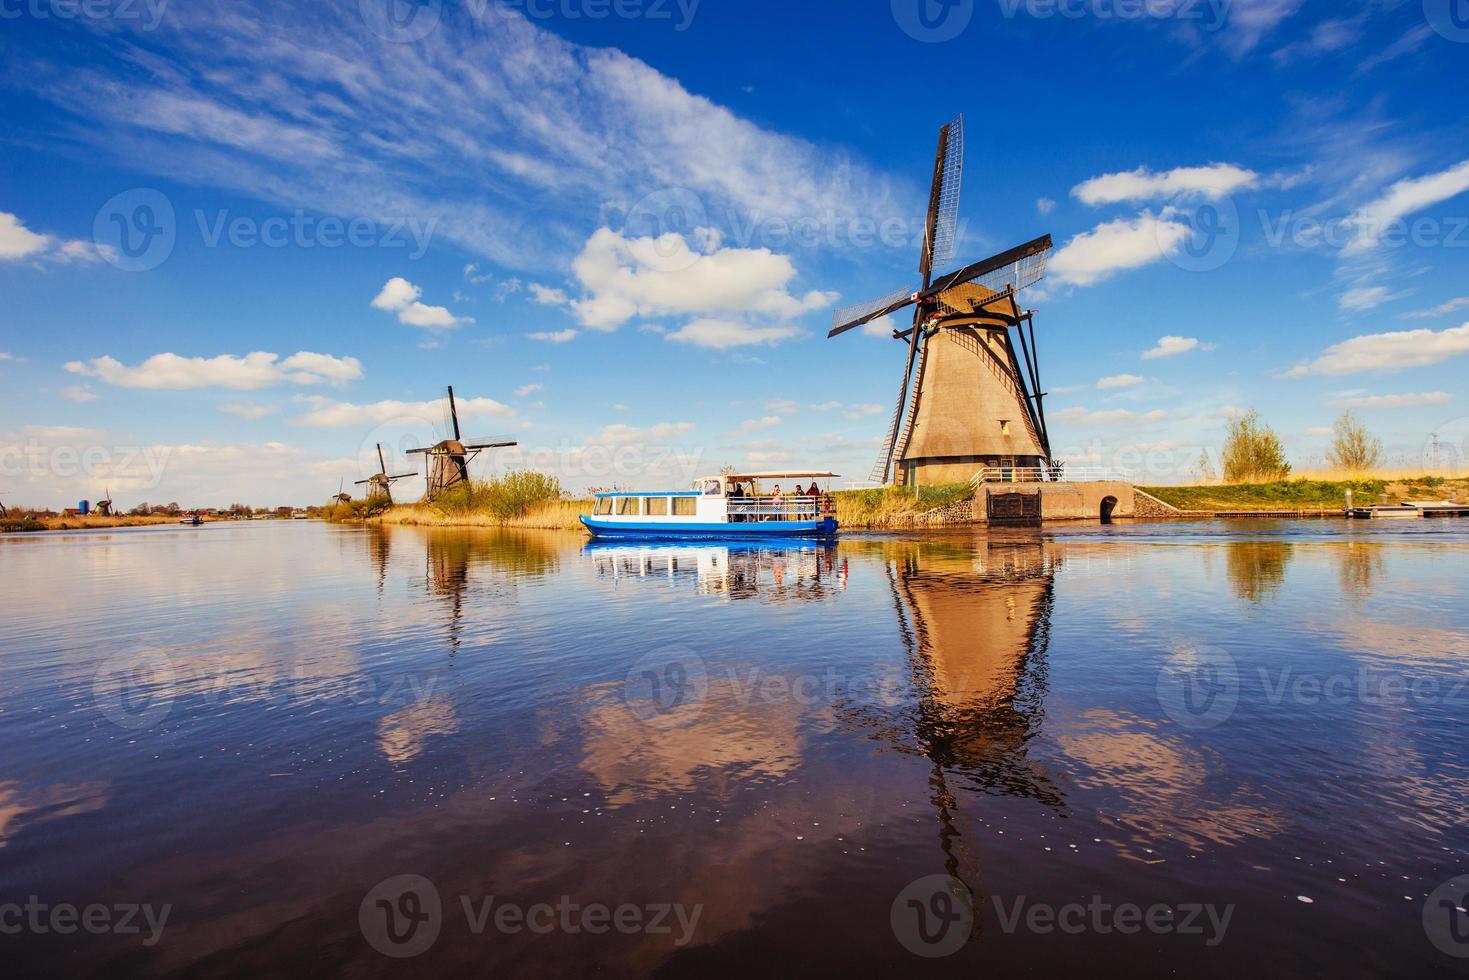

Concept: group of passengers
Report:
left=726, top=481, right=822, bottom=501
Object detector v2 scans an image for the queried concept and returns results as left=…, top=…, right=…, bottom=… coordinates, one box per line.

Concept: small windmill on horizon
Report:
left=94, top=489, right=115, bottom=517
left=828, top=114, right=1053, bottom=487
left=332, top=478, right=351, bottom=504
left=407, top=386, right=517, bottom=501
left=355, top=443, right=416, bottom=504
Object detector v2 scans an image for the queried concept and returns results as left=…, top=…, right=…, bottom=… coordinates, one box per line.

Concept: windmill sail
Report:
left=921, top=114, right=964, bottom=279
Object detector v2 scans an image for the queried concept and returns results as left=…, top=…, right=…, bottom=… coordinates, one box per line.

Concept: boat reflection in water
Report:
left=585, top=539, right=848, bottom=600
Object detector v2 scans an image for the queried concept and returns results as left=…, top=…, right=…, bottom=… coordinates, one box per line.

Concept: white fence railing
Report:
left=726, top=495, right=836, bottom=520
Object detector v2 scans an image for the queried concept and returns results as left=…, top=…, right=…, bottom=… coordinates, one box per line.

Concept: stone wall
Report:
left=1132, top=488, right=1184, bottom=518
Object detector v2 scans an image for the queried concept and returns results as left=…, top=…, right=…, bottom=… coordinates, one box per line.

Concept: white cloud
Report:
left=371, top=277, right=473, bottom=331
left=1050, top=212, right=1191, bottom=287
left=1036, top=197, right=1056, bottom=215
left=217, top=402, right=279, bottom=419
left=1342, top=159, right=1469, bottom=255
left=665, top=318, right=801, bottom=350
left=764, top=399, right=798, bottom=414
left=291, top=394, right=514, bottom=427
left=0, top=209, right=108, bottom=264
left=1050, top=407, right=1169, bottom=426
left=861, top=314, right=899, bottom=339
left=0, top=352, right=12, bottom=361
left=1142, top=336, right=1212, bottom=360
left=1328, top=391, right=1451, bottom=409
left=514, top=383, right=543, bottom=397
left=585, top=421, right=693, bottom=446
left=1400, top=297, right=1469, bottom=320
left=567, top=227, right=833, bottom=332
left=809, top=400, right=883, bottom=419
left=17, top=8, right=901, bottom=274
left=730, top=416, right=781, bottom=434
left=1284, top=322, right=1469, bottom=376
left=528, top=283, right=569, bottom=306
left=527, top=329, right=578, bottom=344
left=60, top=384, right=99, bottom=402
left=1217, top=0, right=1304, bottom=57
left=65, top=351, right=362, bottom=390
left=1339, top=286, right=1393, bottom=312
left=1097, top=373, right=1145, bottom=389
left=1072, top=164, right=1259, bottom=206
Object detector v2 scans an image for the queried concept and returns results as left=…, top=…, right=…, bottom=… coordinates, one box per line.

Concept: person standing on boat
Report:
left=771, top=485, right=783, bottom=513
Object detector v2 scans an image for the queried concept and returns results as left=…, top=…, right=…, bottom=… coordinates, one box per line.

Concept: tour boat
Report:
left=178, top=514, right=203, bottom=525
left=580, top=471, right=839, bottom=540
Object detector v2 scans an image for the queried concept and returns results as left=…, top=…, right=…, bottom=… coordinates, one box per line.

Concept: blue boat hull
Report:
left=580, top=516, right=837, bottom=539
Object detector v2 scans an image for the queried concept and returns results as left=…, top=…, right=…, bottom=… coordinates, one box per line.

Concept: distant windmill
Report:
left=94, top=489, right=115, bottom=517
left=406, top=386, right=517, bottom=500
left=354, top=443, right=416, bottom=504
left=332, top=478, right=352, bottom=504
left=0, top=493, right=7, bottom=518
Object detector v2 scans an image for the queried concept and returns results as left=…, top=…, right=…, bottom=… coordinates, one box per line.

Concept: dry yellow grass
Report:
left=3, top=513, right=199, bottom=532
left=378, top=498, right=590, bottom=530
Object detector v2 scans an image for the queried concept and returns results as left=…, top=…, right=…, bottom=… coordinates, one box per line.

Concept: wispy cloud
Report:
left=65, top=351, right=362, bottom=390
left=1327, top=391, right=1450, bottom=409
left=1072, top=164, right=1259, bottom=206
left=1284, top=322, right=1469, bottom=376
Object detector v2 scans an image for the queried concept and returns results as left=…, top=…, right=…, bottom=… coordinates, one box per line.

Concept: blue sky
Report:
left=2, top=0, right=1467, bottom=507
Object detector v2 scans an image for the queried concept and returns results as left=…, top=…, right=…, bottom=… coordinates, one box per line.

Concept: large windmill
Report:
left=829, top=115, right=1053, bottom=487
left=406, top=386, right=517, bottom=501
left=355, top=443, right=416, bottom=504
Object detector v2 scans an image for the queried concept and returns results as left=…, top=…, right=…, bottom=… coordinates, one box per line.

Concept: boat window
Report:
left=672, top=497, right=697, bottom=516
left=617, top=497, right=640, bottom=516
left=704, top=480, right=721, bottom=495
left=644, top=496, right=669, bottom=516
left=593, top=497, right=613, bottom=516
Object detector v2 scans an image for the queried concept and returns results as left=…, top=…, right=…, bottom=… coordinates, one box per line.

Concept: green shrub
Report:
left=431, top=470, right=563, bottom=520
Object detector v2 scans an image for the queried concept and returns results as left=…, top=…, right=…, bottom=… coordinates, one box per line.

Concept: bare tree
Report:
left=1326, top=411, right=1382, bottom=474
left=1222, top=409, right=1292, bottom=483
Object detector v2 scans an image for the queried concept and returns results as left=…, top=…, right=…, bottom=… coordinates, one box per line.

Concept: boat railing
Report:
left=726, top=495, right=835, bottom=521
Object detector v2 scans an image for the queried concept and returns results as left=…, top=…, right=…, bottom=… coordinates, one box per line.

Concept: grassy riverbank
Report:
left=0, top=513, right=205, bottom=533
left=346, top=479, right=978, bottom=531
left=1141, top=475, right=1468, bottom=512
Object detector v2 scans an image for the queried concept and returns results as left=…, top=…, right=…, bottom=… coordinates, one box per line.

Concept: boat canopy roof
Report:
left=717, top=471, right=840, bottom=481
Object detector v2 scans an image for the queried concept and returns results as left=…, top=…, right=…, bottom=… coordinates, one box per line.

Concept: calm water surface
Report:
left=2, top=519, right=1467, bottom=976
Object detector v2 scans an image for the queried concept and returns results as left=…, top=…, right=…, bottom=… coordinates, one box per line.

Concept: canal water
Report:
left=2, top=519, right=1466, bottom=976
